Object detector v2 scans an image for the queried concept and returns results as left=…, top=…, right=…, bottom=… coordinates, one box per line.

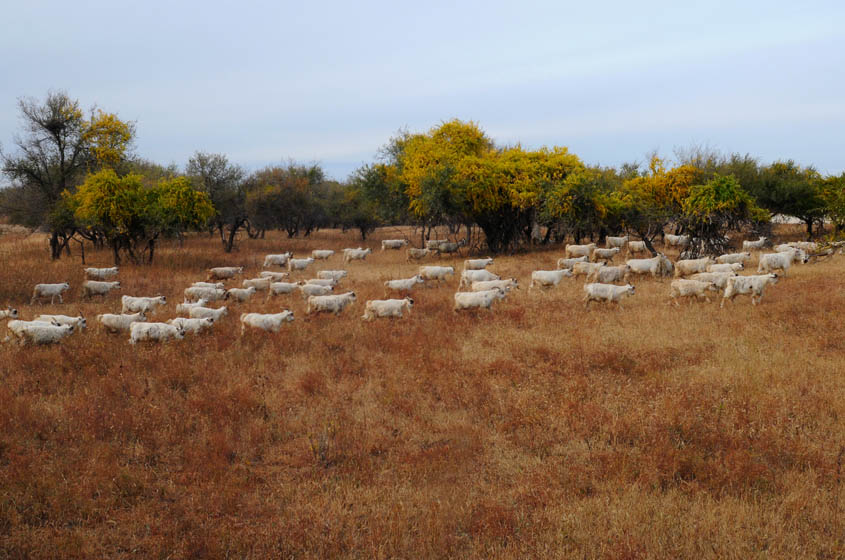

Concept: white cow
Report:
left=300, top=283, right=333, bottom=297
left=176, top=299, right=208, bottom=313
left=226, top=287, right=256, bottom=302
left=716, top=252, right=751, bottom=265
left=453, top=289, right=505, bottom=311
left=240, top=311, right=295, bottom=333
left=189, top=306, right=228, bottom=321
left=6, top=320, right=74, bottom=345
left=242, top=277, right=272, bottom=291
left=259, top=271, right=290, bottom=281
left=129, top=322, right=184, bottom=344
left=121, top=295, right=167, bottom=315
left=758, top=251, right=805, bottom=277
left=624, top=254, right=673, bottom=281
left=530, top=269, right=573, bottom=289
left=82, top=280, right=120, bottom=298
left=669, top=279, right=718, bottom=306
left=627, top=241, right=647, bottom=256
left=384, top=275, right=425, bottom=293
left=207, top=266, right=243, bottom=280
left=306, top=292, right=357, bottom=315
left=591, top=247, right=620, bottom=263
left=606, top=235, right=629, bottom=249
left=459, top=269, right=500, bottom=289
left=31, top=282, right=70, bottom=305
left=317, top=270, right=348, bottom=282
left=268, top=281, right=301, bottom=296
left=419, top=266, right=455, bottom=283
left=721, top=274, right=779, bottom=307
left=426, top=239, right=448, bottom=250
left=471, top=278, right=519, bottom=292
left=361, top=298, right=414, bottom=320
left=192, top=281, right=225, bottom=289
left=305, top=278, right=337, bottom=287
left=587, top=264, right=630, bottom=284
left=311, top=250, right=335, bottom=260
left=707, top=263, right=743, bottom=274
left=464, top=258, right=494, bottom=270
left=84, top=266, right=119, bottom=280
left=184, top=286, right=227, bottom=302
left=167, top=317, right=215, bottom=334
left=97, top=312, right=147, bottom=333
left=34, top=314, right=86, bottom=332
left=0, top=307, right=19, bottom=320
left=674, top=257, right=713, bottom=278
left=742, top=237, right=768, bottom=251
left=557, top=256, right=588, bottom=270
left=406, top=248, right=430, bottom=261
left=689, top=272, right=733, bottom=291
left=572, top=261, right=605, bottom=277
left=263, top=253, right=292, bottom=267
left=565, top=243, right=596, bottom=259
left=343, top=248, right=372, bottom=263
left=665, top=234, right=690, bottom=248
left=381, top=239, right=409, bottom=250
left=583, top=283, right=636, bottom=309
left=288, top=258, right=315, bottom=272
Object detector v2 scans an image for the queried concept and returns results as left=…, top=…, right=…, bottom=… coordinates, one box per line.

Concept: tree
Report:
left=245, top=163, right=328, bottom=238
left=0, top=91, right=135, bottom=259
left=681, top=175, right=769, bottom=257
left=186, top=152, right=246, bottom=252
left=73, top=169, right=214, bottom=264
left=819, top=173, right=845, bottom=236
left=752, top=161, right=825, bottom=238
left=614, top=157, right=703, bottom=254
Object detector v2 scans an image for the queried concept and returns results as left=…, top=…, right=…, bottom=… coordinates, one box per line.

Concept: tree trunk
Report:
left=224, top=225, right=238, bottom=253
left=147, top=238, right=155, bottom=264
left=50, top=232, right=60, bottom=260
left=112, top=241, right=121, bottom=266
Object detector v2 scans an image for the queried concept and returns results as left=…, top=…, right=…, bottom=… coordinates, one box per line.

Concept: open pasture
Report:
left=1, top=227, right=844, bottom=558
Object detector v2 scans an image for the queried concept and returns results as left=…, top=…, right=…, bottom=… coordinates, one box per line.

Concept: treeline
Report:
left=0, top=92, right=377, bottom=264
left=2, top=92, right=845, bottom=263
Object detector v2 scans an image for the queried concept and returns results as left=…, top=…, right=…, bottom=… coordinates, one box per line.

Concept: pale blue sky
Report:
left=1, top=1, right=843, bottom=180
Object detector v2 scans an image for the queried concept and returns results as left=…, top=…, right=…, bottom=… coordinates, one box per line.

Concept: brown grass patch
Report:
left=1, top=226, right=844, bottom=558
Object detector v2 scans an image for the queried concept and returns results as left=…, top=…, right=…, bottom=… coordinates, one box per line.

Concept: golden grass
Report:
left=1, top=227, right=843, bottom=558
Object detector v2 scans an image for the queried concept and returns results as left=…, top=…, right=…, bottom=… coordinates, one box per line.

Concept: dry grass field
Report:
left=1, top=226, right=843, bottom=559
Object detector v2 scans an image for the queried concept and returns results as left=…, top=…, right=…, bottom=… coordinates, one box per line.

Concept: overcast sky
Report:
left=1, top=1, right=843, bottom=180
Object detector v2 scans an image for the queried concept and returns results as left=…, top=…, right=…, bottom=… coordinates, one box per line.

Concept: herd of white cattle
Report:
left=2, top=235, right=843, bottom=346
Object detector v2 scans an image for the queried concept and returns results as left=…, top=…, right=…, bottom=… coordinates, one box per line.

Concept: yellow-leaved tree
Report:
left=74, top=169, right=214, bottom=264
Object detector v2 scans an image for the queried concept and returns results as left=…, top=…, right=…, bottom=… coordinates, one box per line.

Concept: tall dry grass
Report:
left=0, top=227, right=843, bottom=558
